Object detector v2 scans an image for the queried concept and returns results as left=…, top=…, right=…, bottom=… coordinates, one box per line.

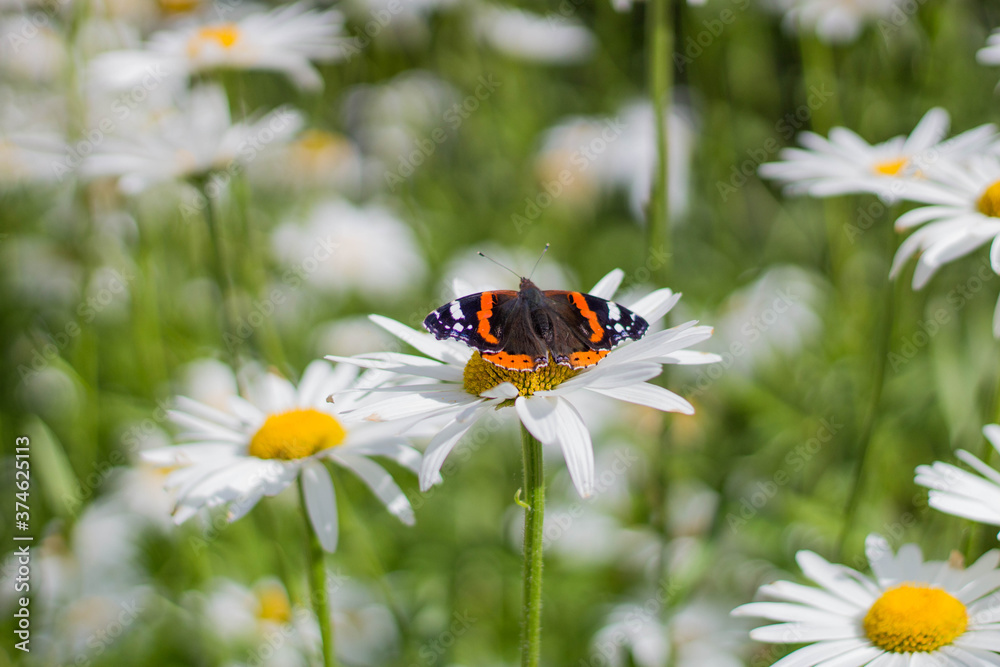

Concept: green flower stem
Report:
left=195, top=177, right=241, bottom=370
left=299, top=477, right=337, bottom=667
left=837, top=219, right=897, bottom=557
left=647, top=0, right=672, bottom=282
left=519, top=425, right=545, bottom=667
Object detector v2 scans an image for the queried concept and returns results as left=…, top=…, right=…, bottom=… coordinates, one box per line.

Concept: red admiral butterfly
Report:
left=423, top=250, right=648, bottom=372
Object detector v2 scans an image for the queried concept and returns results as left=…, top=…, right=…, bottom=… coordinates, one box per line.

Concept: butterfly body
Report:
left=423, top=277, right=648, bottom=371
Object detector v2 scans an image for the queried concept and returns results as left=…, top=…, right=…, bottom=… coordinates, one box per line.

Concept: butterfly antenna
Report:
left=477, top=251, right=521, bottom=279
left=528, top=243, right=550, bottom=280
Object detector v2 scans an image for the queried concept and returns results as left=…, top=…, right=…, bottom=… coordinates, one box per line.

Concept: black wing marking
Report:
left=423, top=290, right=518, bottom=353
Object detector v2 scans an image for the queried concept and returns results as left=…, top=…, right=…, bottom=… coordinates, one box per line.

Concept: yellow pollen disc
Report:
left=873, top=158, right=908, bottom=176
left=247, top=408, right=346, bottom=460
left=463, top=352, right=581, bottom=399
left=158, top=0, right=200, bottom=15
left=862, top=584, right=968, bottom=653
left=978, top=180, right=1000, bottom=218
left=254, top=582, right=292, bottom=625
left=189, top=24, right=240, bottom=55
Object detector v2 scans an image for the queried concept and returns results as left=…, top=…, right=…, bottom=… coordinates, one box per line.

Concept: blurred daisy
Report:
left=141, top=360, right=422, bottom=552
left=765, top=0, right=900, bottom=43
left=202, top=576, right=399, bottom=666
left=88, top=1, right=346, bottom=92
left=594, top=599, right=748, bottom=667
left=916, top=424, right=1000, bottom=537
left=328, top=269, right=719, bottom=498
left=536, top=101, right=696, bottom=221
left=473, top=6, right=595, bottom=64
left=760, top=108, right=996, bottom=201
left=733, top=534, right=1000, bottom=665
left=341, top=70, right=459, bottom=167
left=0, top=16, right=67, bottom=83
left=82, top=84, right=302, bottom=194
left=978, top=30, right=1000, bottom=71
left=710, top=265, right=826, bottom=375
left=887, top=155, right=1000, bottom=333
left=249, top=128, right=362, bottom=194
left=270, top=198, right=426, bottom=300
left=0, top=131, right=68, bottom=188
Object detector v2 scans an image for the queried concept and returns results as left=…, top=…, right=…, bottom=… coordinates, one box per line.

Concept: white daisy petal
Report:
left=515, top=396, right=594, bottom=497
left=302, top=460, right=339, bottom=552
left=589, top=268, right=624, bottom=299
left=335, top=454, right=415, bottom=526
left=587, top=382, right=694, bottom=415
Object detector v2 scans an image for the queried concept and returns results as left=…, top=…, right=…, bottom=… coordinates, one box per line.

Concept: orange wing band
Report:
left=567, top=350, right=609, bottom=368
left=569, top=292, right=604, bottom=343
left=482, top=351, right=538, bottom=370
left=477, top=292, right=500, bottom=344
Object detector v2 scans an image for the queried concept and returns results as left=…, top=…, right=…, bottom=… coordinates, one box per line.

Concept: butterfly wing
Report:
left=542, top=290, right=649, bottom=367
left=423, top=290, right=519, bottom=353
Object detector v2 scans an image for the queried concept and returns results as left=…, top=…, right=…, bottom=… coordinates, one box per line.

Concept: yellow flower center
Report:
left=247, top=409, right=346, bottom=460
left=255, top=582, right=292, bottom=625
left=873, top=158, right=908, bottom=176
left=463, top=352, right=580, bottom=399
left=158, top=0, right=200, bottom=15
left=188, top=24, right=240, bottom=56
left=862, top=584, right=968, bottom=653
left=977, top=180, right=1000, bottom=218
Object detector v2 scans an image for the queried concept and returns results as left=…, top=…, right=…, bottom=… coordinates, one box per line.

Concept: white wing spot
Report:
left=453, top=323, right=464, bottom=332
left=449, top=300, right=463, bottom=320
left=607, top=302, right=621, bottom=321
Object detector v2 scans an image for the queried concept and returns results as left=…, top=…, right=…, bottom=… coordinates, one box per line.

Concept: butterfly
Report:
left=423, top=276, right=648, bottom=371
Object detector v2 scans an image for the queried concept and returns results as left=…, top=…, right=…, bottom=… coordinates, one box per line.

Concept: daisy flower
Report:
left=328, top=269, right=719, bottom=498
left=472, top=6, right=595, bottom=65
left=915, top=424, right=1000, bottom=536
left=141, top=360, right=422, bottom=552
left=978, top=30, right=1000, bottom=72
left=733, top=534, right=1000, bottom=665
left=82, top=84, right=302, bottom=194
left=888, top=155, right=1000, bottom=334
left=765, top=0, right=901, bottom=44
left=88, top=1, right=346, bottom=91
left=759, top=108, right=996, bottom=201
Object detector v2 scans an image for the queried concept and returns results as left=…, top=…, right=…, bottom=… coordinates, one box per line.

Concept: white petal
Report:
left=515, top=396, right=594, bottom=497
left=419, top=417, right=478, bottom=491
left=589, top=268, right=624, bottom=299
left=629, top=288, right=680, bottom=323
left=335, top=454, right=414, bottom=525
left=587, top=382, right=694, bottom=414
left=369, top=314, right=470, bottom=366
left=302, top=460, right=339, bottom=552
